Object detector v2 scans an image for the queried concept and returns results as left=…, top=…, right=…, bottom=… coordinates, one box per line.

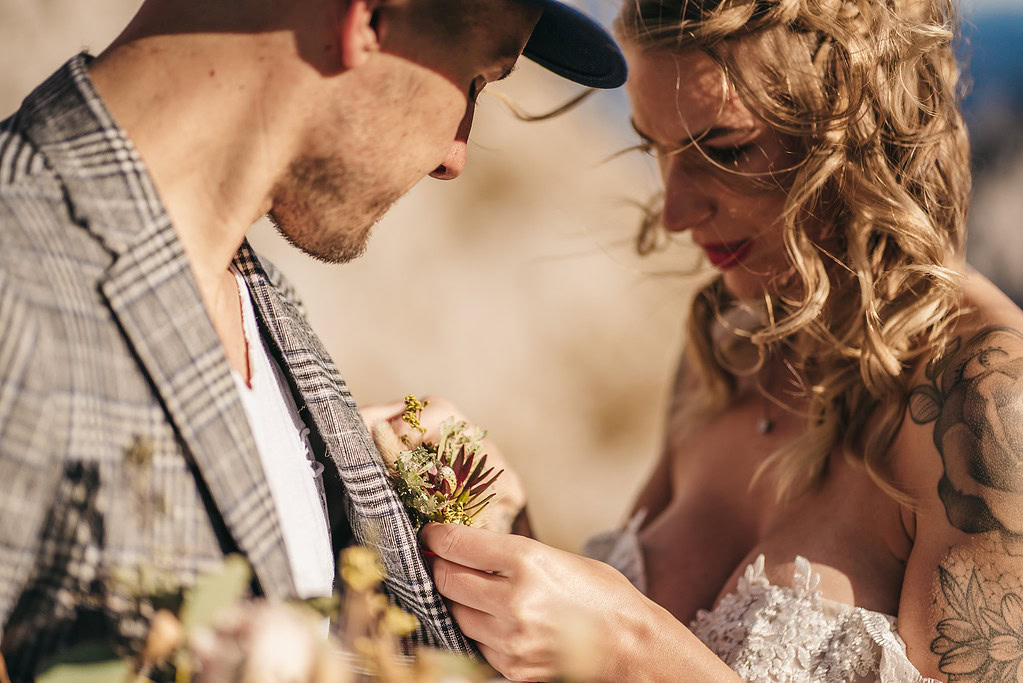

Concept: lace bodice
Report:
left=583, top=525, right=938, bottom=682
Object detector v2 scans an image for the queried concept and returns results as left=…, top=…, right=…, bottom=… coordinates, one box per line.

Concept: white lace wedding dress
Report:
left=583, top=515, right=938, bottom=682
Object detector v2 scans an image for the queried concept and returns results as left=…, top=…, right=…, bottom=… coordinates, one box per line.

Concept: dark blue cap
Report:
left=522, top=1, right=628, bottom=89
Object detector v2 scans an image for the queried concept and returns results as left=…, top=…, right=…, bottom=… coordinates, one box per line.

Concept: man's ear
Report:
left=340, top=0, right=381, bottom=69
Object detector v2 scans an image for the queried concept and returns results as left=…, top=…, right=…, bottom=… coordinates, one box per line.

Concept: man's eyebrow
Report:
left=630, top=117, right=751, bottom=145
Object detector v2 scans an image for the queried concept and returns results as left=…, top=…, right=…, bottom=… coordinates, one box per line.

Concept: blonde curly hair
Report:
left=617, top=0, right=971, bottom=500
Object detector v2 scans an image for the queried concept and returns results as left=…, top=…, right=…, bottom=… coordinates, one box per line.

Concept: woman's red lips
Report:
left=700, top=239, right=753, bottom=269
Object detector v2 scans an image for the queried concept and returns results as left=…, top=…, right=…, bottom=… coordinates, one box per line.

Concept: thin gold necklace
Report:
left=755, top=355, right=777, bottom=435
left=757, top=404, right=775, bottom=435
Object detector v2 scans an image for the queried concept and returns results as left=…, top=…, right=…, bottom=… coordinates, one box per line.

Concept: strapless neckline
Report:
left=583, top=519, right=938, bottom=682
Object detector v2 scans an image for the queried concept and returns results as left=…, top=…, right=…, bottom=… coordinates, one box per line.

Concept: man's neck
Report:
left=88, top=33, right=299, bottom=293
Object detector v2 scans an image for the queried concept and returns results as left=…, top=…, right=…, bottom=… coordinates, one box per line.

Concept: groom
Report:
left=0, top=0, right=625, bottom=677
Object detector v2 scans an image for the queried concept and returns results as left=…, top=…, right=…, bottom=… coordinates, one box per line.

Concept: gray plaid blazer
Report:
left=0, top=54, right=472, bottom=679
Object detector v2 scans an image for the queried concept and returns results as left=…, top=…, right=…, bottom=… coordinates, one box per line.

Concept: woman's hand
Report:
left=419, top=522, right=654, bottom=683
left=360, top=396, right=528, bottom=534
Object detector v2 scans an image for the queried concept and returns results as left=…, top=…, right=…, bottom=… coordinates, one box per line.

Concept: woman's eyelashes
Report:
left=704, top=142, right=754, bottom=166
left=638, top=141, right=668, bottom=157
left=636, top=137, right=756, bottom=168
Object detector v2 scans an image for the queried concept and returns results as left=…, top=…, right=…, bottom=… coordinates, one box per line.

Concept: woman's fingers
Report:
left=447, top=601, right=501, bottom=647
left=358, top=401, right=405, bottom=430
left=430, top=554, right=508, bottom=614
left=475, top=643, right=514, bottom=681
left=420, top=522, right=527, bottom=574
left=476, top=641, right=546, bottom=683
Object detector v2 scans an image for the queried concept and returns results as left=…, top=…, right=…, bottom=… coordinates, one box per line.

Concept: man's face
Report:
left=269, top=0, right=542, bottom=264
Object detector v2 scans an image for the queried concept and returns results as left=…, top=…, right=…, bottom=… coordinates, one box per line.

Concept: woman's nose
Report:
left=660, top=160, right=715, bottom=233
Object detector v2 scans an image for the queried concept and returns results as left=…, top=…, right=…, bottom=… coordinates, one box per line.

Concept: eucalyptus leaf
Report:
left=179, top=554, right=252, bottom=635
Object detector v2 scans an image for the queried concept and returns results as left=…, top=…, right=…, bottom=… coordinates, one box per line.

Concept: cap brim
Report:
left=521, top=1, right=628, bottom=89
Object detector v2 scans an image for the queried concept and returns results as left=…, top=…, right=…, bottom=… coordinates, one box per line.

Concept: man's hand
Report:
left=360, top=396, right=528, bottom=534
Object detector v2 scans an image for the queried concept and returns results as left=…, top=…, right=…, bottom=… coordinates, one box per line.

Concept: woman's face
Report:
left=624, top=45, right=799, bottom=300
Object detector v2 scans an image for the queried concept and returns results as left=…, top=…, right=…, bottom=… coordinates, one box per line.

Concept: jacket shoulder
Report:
left=0, top=114, right=82, bottom=274
left=0, top=112, right=59, bottom=192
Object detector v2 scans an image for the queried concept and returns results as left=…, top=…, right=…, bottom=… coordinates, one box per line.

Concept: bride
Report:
left=375, top=0, right=1023, bottom=680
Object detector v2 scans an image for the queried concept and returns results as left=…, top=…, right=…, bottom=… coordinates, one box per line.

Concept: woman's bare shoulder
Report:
left=956, top=269, right=1023, bottom=333
left=901, top=270, right=1023, bottom=388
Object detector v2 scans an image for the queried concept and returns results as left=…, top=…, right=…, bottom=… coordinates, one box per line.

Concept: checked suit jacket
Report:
left=0, top=54, right=472, bottom=679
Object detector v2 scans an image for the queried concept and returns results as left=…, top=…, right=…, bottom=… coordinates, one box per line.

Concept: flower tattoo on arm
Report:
left=909, top=326, right=1023, bottom=556
left=929, top=565, right=1023, bottom=681
left=909, top=326, right=1023, bottom=681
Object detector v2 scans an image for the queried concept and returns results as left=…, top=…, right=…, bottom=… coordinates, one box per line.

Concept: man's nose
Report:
left=661, top=159, right=715, bottom=233
left=430, top=141, right=467, bottom=181
left=430, top=100, right=476, bottom=181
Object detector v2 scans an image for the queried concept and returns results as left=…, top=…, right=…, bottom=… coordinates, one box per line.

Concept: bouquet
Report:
left=33, top=547, right=492, bottom=683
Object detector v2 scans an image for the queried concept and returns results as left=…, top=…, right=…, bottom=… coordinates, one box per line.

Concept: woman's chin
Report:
left=721, top=270, right=772, bottom=302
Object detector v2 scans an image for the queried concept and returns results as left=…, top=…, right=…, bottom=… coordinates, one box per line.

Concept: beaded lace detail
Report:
left=688, top=554, right=937, bottom=682
left=584, top=524, right=939, bottom=682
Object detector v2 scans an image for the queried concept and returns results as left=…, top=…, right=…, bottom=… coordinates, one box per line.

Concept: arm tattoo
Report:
left=911, top=327, right=1023, bottom=679
left=908, top=326, right=1023, bottom=556
left=931, top=558, right=1023, bottom=681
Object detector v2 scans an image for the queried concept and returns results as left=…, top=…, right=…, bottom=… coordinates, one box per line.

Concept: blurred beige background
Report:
left=0, top=0, right=706, bottom=550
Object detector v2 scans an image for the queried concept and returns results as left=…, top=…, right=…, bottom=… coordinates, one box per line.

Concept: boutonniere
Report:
left=372, top=395, right=503, bottom=528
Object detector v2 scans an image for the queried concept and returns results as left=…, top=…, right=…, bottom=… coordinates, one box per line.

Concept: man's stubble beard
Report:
left=267, top=156, right=402, bottom=265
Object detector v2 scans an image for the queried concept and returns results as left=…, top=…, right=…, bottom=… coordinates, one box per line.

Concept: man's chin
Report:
left=297, top=238, right=370, bottom=265
left=266, top=211, right=374, bottom=265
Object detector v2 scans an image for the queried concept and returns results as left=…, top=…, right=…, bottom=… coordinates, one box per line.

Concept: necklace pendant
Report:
left=757, top=417, right=774, bottom=435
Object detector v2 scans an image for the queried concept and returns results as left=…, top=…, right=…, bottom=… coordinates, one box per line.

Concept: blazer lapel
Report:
left=19, top=55, right=298, bottom=601
left=234, top=244, right=475, bottom=654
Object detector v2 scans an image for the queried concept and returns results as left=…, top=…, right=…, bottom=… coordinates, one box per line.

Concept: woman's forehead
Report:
left=625, top=47, right=758, bottom=142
